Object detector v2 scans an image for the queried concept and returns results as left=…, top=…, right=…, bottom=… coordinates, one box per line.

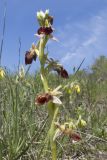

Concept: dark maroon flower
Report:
left=54, top=67, right=69, bottom=79
left=35, top=93, right=53, bottom=105
left=37, top=27, right=53, bottom=35
left=70, top=132, right=81, bottom=141
left=60, top=67, right=69, bottom=78
left=45, top=27, right=53, bottom=35
left=37, top=27, right=45, bottom=35
left=25, top=51, right=37, bottom=65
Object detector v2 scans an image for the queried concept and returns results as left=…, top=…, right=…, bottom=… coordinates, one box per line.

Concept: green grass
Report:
left=0, top=58, right=107, bottom=160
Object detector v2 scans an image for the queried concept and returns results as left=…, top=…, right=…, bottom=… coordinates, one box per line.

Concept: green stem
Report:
left=39, top=36, right=58, bottom=160
left=40, top=66, right=48, bottom=92
left=48, top=104, right=59, bottom=160
left=39, top=37, right=48, bottom=92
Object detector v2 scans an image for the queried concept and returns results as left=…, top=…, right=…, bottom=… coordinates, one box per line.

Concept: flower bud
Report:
left=0, top=68, right=5, bottom=79
left=74, top=85, right=80, bottom=93
left=37, top=11, right=45, bottom=20
left=77, top=119, right=87, bottom=127
left=37, top=10, right=53, bottom=27
left=45, top=9, right=49, bottom=16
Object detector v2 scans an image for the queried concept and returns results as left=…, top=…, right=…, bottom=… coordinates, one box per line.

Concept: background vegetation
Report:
left=0, top=55, right=107, bottom=160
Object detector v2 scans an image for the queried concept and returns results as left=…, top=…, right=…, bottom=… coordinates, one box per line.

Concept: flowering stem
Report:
left=39, top=36, right=49, bottom=91
left=48, top=104, right=59, bottom=160
left=39, top=36, right=58, bottom=160
left=40, top=65, right=48, bottom=92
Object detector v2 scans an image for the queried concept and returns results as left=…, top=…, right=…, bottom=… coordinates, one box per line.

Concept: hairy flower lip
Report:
left=35, top=93, right=53, bottom=105
left=70, top=132, right=81, bottom=141
left=37, top=26, right=53, bottom=35
left=54, top=67, right=69, bottom=79
left=25, top=51, right=37, bottom=65
left=60, top=67, right=69, bottom=78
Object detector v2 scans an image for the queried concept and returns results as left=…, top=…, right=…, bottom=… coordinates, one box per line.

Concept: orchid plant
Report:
left=25, top=10, right=85, bottom=160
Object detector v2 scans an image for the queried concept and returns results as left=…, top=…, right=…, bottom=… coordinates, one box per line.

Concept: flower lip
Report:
left=35, top=93, right=53, bottom=105
left=54, top=67, right=69, bottom=79
left=37, top=26, right=53, bottom=35
left=70, top=132, right=81, bottom=141
left=60, top=67, right=69, bottom=78
left=25, top=51, right=37, bottom=65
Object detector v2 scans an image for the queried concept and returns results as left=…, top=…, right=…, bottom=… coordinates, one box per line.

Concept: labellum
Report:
left=37, top=26, right=53, bottom=35
left=25, top=51, right=37, bottom=65
left=70, top=132, right=81, bottom=141
left=54, top=67, right=69, bottom=79
left=35, top=93, right=53, bottom=105
left=60, top=67, right=69, bottom=78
